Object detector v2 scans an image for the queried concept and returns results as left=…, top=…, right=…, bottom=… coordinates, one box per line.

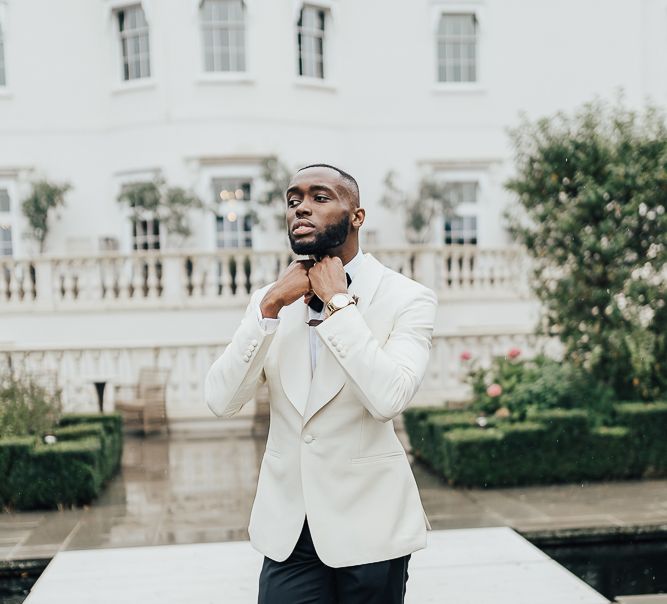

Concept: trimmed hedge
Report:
left=0, top=413, right=123, bottom=510
left=404, top=402, right=667, bottom=487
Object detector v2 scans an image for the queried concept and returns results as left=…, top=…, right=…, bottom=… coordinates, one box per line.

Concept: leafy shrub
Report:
left=0, top=413, right=123, bottom=510
left=506, top=98, right=667, bottom=401
left=465, top=352, right=613, bottom=421
left=403, top=405, right=663, bottom=487
left=0, top=373, right=62, bottom=438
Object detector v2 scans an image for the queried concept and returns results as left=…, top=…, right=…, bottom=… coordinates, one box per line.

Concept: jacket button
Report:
left=303, top=434, right=314, bottom=444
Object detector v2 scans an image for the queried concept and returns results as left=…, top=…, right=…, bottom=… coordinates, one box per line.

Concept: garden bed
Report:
left=404, top=402, right=667, bottom=487
left=0, top=413, right=123, bottom=510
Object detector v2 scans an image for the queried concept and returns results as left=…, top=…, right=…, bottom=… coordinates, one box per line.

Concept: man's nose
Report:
left=295, top=198, right=313, bottom=216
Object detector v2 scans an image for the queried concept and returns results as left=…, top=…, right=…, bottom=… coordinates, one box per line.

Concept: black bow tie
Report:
left=308, top=273, right=352, bottom=313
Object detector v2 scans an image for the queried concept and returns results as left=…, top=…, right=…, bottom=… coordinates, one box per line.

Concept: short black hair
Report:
left=297, top=163, right=360, bottom=206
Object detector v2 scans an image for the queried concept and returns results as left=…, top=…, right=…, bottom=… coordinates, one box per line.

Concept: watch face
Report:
left=331, top=293, right=349, bottom=308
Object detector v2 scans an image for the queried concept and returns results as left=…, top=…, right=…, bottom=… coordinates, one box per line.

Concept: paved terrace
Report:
left=2, top=430, right=667, bottom=602
left=2, top=431, right=667, bottom=561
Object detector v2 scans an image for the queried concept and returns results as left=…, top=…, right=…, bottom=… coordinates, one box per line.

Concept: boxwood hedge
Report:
left=0, top=413, right=122, bottom=510
left=403, top=402, right=667, bottom=487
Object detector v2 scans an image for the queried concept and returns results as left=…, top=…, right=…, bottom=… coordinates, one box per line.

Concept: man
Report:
left=205, top=164, right=437, bottom=603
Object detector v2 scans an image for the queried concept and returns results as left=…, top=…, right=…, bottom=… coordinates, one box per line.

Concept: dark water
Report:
left=537, top=536, right=667, bottom=600
left=0, top=561, right=47, bottom=604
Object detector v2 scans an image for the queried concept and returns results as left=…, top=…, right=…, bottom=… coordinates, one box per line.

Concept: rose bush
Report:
left=466, top=350, right=614, bottom=422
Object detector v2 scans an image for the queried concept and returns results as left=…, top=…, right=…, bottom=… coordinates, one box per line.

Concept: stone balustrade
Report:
left=0, top=245, right=530, bottom=312
left=0, top=330, right=555, bottom=421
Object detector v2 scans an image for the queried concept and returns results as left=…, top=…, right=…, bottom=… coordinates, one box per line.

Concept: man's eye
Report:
left=287, top=198, right=300, bottom=207
left=314, top=195, right=328, bottom=201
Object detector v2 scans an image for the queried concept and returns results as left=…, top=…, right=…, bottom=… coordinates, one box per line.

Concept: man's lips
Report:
left=292, top=221, right=316, bottom=236
left=293, top=225, right=315, bottom=236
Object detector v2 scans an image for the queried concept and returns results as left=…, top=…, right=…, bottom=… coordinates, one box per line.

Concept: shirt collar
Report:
left=343, top=247, right=364, bottom=282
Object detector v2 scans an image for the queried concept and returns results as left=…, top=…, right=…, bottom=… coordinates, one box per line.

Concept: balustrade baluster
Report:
left=220, top=253, right=232, bottom=299
left=0, top=260, right=9, bottom=303
left=201, top=255, right=216, bottom=300
left=9, top=263, right=23, bottom=303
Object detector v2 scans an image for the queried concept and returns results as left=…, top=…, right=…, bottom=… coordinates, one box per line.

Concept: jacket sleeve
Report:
left=314, top=286, right=437, bottom=423
left=204, top=287, right=278, bottom=418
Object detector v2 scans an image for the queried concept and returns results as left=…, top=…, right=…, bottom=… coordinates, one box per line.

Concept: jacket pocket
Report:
left=349, top=450, right=405, bottom=464
left=264, top=447, right=282, bottom=459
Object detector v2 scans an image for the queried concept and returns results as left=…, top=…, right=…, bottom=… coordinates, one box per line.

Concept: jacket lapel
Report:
left=277, top=300, right=311, bottom=416
left=302, top=253, right=385, bottom=426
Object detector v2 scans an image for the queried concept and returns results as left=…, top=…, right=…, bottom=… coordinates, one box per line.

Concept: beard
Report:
left=288, top=215, right=350, bottom=256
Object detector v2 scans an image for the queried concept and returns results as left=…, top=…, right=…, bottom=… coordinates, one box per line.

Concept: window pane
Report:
left=437, top=13, right=477, bottom=83
left=0, top=25, right=5, bottom=87
left=118, top=5, right=151, bottom=81
left=0, top=226, right=12, bottom=256
left=0, top=189, right=9, bottom=213
left=213, top=177, right=253, bottom=249
left=297, top=6, right=326, bottom=79
left=200, top=0, right=246, bottom=73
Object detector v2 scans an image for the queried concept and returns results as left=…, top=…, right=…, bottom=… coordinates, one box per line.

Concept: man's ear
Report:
left=351, top=208, right=365, bottom=228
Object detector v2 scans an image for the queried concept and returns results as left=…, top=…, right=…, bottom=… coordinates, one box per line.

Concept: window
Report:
left=0, top=187, right=13, bottom=255
left=132, top=218, right=160, bottom=250
left=0, top=188, right=9, bottom=213
left=444, top=181, right=477, bottom=206
left=297, top=5, right=326, bottom=79
left=213, top=177, right=253, bottom=248
left=437, top=13, right=477, bottom=83
left=0, top=225, right=12, bottom=256
left=445, top=216, right=477, bottom=245
left=117, top=5, right=151, bottom=81
left=0, top=22, right=5, bottom=87
left=443, top=181, right=478, bottom=245
left=200, top=0, right=246, bottom=72
left=216, top=214, right=252, bottom=248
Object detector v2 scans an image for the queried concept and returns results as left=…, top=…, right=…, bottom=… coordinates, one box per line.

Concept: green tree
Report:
left=116, top=178, right=203, bottom=243
left=506, top=98, right=667, bottom=400
left=21, top=180, right=72, bottom=253
left=258, top=156, right=293, bottom=229
left=380, top=171, right=455, bottom=243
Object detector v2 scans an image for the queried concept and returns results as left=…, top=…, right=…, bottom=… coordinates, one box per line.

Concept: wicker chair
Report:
left=114, top=367, right=171, bottom=435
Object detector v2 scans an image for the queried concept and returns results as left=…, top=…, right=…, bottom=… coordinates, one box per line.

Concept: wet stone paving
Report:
left=2, top=430, right=667, bottom=561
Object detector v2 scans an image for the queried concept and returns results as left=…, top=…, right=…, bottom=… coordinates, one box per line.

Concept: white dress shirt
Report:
left=257, top=248, right=364, bottom=375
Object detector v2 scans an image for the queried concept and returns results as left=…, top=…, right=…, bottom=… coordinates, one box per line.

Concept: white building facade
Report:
left=0, top=0, right=659, bottom=423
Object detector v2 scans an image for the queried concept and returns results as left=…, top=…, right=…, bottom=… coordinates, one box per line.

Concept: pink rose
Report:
left=460, top=351, right=472, bottom=361
left=507, top=347, right=521, bottom=359
left=486, top=383, right=502, bottom=398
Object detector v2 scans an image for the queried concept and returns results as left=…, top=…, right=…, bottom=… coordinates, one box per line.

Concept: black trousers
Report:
left=258, top=518, right=411, bottom=604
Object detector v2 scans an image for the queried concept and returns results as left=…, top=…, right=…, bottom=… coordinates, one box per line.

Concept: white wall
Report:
left=0, top=0, right=658, bottom=258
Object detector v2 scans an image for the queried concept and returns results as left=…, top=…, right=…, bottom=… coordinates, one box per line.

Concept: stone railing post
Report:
left=413, top=246, right=438, bottom=291
left=161, top=254, right=184, bottom=306
left=32, top=257, right=56, bottom=310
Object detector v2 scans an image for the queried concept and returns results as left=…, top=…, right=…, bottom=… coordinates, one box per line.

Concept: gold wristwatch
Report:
left=326, top=293, right=356, bottom=316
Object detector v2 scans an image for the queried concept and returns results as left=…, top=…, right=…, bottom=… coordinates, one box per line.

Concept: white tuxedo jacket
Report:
left=204, top=253, right=437, bottom=567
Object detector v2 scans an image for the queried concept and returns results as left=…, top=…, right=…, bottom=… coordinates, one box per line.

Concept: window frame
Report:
left=199, top=0, right=248, bottom=75
left=113, top=169, right=163, bottom=253
left=192, top=160, right=264, bottom=251
left=418, top=162, right=491, bottom=246
left=116, top=4, right=152, bottom=82
left=106, top=1, right=156, bottom=91
left=212, top=176, right=254, bottom=249
left=431, top=3, right=485, bottom=93
left=442, top=180, right=479, bottom=246
left=293, top=0, right=337, bottom=90
left=0, top=0, right=9, bottom=93
left=0, top=180, right=18, bottom=257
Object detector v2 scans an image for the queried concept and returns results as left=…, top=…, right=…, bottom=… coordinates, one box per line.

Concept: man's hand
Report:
left=307, top=256, right=348, bottom=306
left=260, top=260, right=314, bottom=318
